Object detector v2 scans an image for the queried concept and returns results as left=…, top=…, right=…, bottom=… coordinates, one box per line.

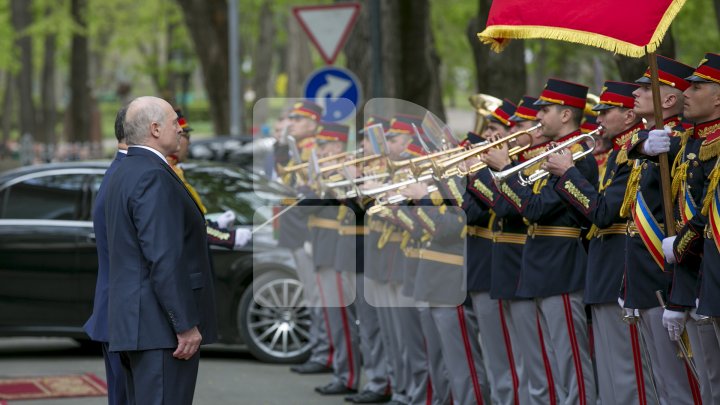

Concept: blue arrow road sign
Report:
left=304, top=67, right=362, bottom=122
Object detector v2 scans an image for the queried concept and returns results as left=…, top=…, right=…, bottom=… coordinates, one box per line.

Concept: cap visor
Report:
left=532, top=99, right=554, bottom=106
left=634, top=76, right=651, bottom=85
left=685, top=74, right=713, bottom=83
left=592, top=104, right=615, bottom=112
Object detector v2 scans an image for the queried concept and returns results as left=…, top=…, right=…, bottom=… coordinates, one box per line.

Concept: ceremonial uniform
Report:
left=623, top=56, right=699, bottom=405
left=555, top=81, right=655, bottom=404
left=499, top=78, right=598, bottom=405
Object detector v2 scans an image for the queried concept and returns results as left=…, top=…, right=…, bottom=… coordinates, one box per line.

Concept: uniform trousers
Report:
left=427, top=304, right=490, bottom=405
left=396, top=291, right=433, bottom=405
left=355, top=275, right=391, bottom=394
left=470, top=292, right=518, bottom=405
left=418, top=305, right=452, bottom=405
left=504, top=299, right=557, bottom=405
left=638, top=306, right=695, bottom=405
left=591, top=303, right=657, bottom=405
left=685, top=318, right=719, bottom=404
left=535, top=292, right=596, bottom=405
left=316, top=266, right=361, bottom=390
left=693, top=318, right=720, bottom=403
left=292, top=247, right=332, bottom=367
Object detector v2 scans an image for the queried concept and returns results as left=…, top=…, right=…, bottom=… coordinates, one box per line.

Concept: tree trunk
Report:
left=0, top=74, right=13, bottom=157
left=175, top=0, right=230, bottom=134
left=11, top=0, right=35, bottom=140
left=40, top=7, right=57, bottom=146
left=614, top=33, right=675, bottom=83
left=342, top=0, right=372, bottom=125
left=286, top=16, right=314, bottom=98
left=467, top=0, right=526, bottom=102
left=67, top=0, right=90, bottom=143
left=252, top=0, right=275, bottom=101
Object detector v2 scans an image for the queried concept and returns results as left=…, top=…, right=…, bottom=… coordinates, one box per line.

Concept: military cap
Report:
left=534, top=78, right=589, bottom=109
left=685, top=53, right=720, bottom=85
left=635, top=55, right=694, bottom=91
left=175, top=108, right=193, bottom=133
left=580, top=113, right=600, bottom=134
left=289, top=100, right=323, bottom=121
left=358, top=116, right=391, bottom=137
left=510, top=96, right=541, bottom=122
left=315, top=122, right=350, bottom=144
left=386, top=114, right=424, bottom=138
left=487, top=99, right=517, bottom=127
left=593, top=81, right=641, bottom=111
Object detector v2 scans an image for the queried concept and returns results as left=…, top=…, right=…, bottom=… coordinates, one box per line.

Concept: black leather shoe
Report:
left=290, top=361, right=333, bottom=374
left=345, top=390, right=392, bottom=403
left=315, top=381, right=358, bottom=395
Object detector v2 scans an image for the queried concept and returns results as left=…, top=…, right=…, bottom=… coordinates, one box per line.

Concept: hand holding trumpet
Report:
left=542, top=147, right=574, bottom=177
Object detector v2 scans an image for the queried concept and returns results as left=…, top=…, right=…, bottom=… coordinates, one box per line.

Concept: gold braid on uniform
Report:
left=670, top=129, right=692, bottom=203
left=620, top=161, right=642, bottom=218
left=336, top=205, right=348, bottom=221
left=701, top=162, right=720, bottom=216
left=700, top=131, right=720, bottom=161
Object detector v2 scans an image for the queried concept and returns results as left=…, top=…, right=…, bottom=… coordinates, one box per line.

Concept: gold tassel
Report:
left=671, top=161, right=688, bottom=205
left=378, top=223, right=394, bottom=249
left=701, top=164, right=720, bottom=216
left=336, top=205, right=348, bottom=221
left=532, top=178, right=547, bottom=195
left=700, top=138, right=720, bottom=161
left=586, top=225, right=598, bottom=240
left=620, top=161, right=642, bottom=218
left=430, top=190, right=444, bottom=206
left=400, top=231, right=410, bottom=250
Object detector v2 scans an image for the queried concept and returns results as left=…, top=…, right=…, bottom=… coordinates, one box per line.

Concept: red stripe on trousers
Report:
left=315, top=273, right=334, bottom=367
left=684, top=362, right=702, bottom=405
left=457, top=305, right=484, bottom=405
left=629, top=324, right=647, bottom=405
left=536, top=311, right=557, bottom=405
left=562, top=294, right=587, bottom=405
left=336, top=272, right=356, bottom=389
left=498, top=300, right=520, bottom=405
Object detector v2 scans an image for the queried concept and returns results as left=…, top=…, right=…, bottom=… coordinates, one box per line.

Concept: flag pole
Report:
left=647, top=50, right=676, bottom=237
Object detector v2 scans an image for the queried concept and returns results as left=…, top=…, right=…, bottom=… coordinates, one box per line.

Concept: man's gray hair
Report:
left=124, top=97, right=168, bottom=145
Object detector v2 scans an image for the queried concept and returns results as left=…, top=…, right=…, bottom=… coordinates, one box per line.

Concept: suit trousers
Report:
left=119, top=349, right=199, bottom=405
left=292, top=247, right=332, bottom=367
left=102, top=343, right=128, bottom=405
left=536, top=292, right=596, bottom=405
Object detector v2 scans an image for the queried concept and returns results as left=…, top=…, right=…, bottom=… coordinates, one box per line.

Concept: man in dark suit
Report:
left=84, top=106, right=129, bottom=405
left=104, top=96, right=217, bottom=405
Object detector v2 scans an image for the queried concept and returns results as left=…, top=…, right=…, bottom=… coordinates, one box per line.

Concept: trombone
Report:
left=490, top=128, right=599, bottom=186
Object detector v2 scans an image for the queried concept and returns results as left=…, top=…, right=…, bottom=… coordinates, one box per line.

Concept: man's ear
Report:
left=150, top=122, right=161, bottom=139
left=560, top=107, right=572, bottom=124
left=663, top=92, right=677, bottom=109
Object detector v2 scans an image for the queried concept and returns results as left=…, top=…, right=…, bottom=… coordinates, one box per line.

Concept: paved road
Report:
left=0, top=338, right=350, bottom=405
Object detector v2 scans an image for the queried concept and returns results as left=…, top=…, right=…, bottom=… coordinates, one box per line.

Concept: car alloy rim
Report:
left=246, top=277, right=312, bottom=359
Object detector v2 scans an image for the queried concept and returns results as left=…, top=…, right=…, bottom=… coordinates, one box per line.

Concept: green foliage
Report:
left=672, top=0, right=720, bottom=66
left=0, top=0, right=18, bottom=72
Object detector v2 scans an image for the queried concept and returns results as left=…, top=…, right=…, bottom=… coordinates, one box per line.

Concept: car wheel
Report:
left=237, top=270, right=312, bottom=364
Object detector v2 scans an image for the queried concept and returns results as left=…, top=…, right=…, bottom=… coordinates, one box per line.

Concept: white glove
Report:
left=662, top=236, right=677, bottom=264
left=216, top=210, right=236, bottom=229
left=618, top=297, right=625, bottom=309
left=233, top=228, right=251, bottom=249
left=641, top=126, right=671, bottom=156
left=662, top=308, right=688, bottom=341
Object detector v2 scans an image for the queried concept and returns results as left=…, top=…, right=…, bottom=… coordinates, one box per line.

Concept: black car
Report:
left=0, top=161, right=311, bottom=363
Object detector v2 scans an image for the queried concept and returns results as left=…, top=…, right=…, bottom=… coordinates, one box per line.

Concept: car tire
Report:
left=237, top=270, right=312, bottom=364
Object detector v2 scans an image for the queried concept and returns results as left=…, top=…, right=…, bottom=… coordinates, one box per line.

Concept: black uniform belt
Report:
left=595, top=223, right=627, bottom=238
left=493, top=232, right=527, bottom=244
left=626, top=220, right=664, bottom=238
left=467, top=226, right=493, bottom=240
left=417, top=248, right=464, bottom=266
left=527, top=224, right=581, bottom=239
left=338, top=225, right=368, bottom=235
left=307, top=216, right=340, bottom=230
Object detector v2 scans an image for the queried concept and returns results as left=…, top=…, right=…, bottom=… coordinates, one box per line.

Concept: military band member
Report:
left=278, top=101, right=335, bottom=376
left=624, top=56, right=700, bottom=404
left=479, top=96, right=560, bottom=405
left=544, top=81, right=655, bottom=404
left=462, top=98, right=525, bottom=405
left=663, top=53, right=720, bottom=404
left=497, top=78, right=598, bottom=405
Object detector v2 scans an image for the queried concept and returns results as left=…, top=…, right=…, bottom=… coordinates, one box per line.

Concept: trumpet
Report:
left=430, top=123, right=541, bottom=178
left=438, top=145, right=529, bottom=178
left=367, top=184, right=439, bottom=215
left=278, top=150, right=360, bottom=176
left=318, top=153, right=385, bottom=174
left=490, top=128, right=599, bottom=186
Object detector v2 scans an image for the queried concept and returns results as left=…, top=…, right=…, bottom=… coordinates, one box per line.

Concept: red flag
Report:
left=478, top=0, right=685, bottom=57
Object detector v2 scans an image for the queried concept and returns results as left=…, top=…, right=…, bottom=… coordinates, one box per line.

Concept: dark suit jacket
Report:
left=84, top=151, right=126, bottom=342
left=104, top=147, right=217, bottom=352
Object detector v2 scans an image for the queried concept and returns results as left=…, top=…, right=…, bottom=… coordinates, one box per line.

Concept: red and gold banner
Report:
left=479, top=0, right=686, bottom=57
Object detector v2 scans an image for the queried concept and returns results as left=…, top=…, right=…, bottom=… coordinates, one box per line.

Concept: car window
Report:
left=0, top=174, right=87, bottom=220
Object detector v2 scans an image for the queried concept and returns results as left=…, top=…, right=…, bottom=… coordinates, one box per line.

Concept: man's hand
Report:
left=216, top=210, right=236, bottom=229
left=481, top=147, right=511, bottom=171
left=543, top=148, right=574, bottom=177
left=401, top=182, right=429, bottom=200
left=174, top=326, right=202, bottom=360
left=234, top=228, right=252, bottom=249
left=662, top=236, right=677, bottom=264
left=662, top=309, right=688, bottom=341
left=641, top=126, right=671, bottom=156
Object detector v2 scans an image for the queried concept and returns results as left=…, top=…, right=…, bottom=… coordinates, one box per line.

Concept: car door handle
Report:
left=87, top=232, right=96, bottom=243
